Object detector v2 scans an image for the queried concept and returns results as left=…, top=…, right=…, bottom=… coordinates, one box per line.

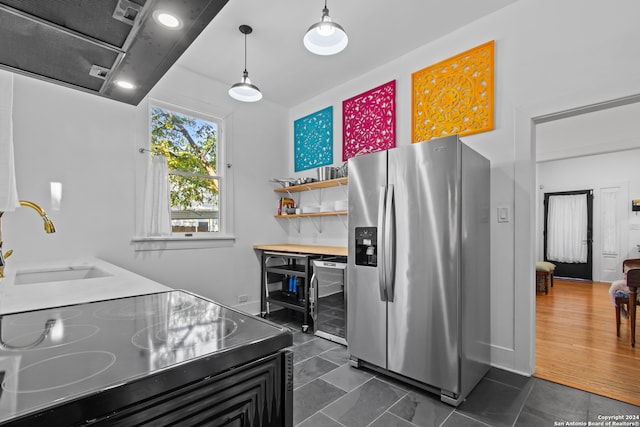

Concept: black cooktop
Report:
left=0, top=290, right=290, bottom=424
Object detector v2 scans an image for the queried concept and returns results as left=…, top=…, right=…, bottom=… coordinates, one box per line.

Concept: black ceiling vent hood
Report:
left=0, top=0, right=229, bottom=105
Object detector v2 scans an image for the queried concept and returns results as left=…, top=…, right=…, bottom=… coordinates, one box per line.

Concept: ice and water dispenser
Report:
left=355, top=227, right=377, bottom=267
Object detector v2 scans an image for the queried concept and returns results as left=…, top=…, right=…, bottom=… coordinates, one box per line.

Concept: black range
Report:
left=0, top=290, right=293, bottom=426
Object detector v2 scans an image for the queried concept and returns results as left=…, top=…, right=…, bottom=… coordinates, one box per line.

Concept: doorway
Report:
left=530, top=95, right=640, bottom=402
left=510, top=93, right=640, bottom=378
left=543, top=189, right=593, bottom=280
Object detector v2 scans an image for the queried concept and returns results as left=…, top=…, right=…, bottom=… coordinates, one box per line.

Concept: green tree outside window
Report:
left=150, top=106, right=220, bottom=233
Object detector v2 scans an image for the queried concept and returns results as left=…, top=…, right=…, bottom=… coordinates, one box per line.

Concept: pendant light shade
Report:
left=229, top=70, right=262, bottom=102
left=304, top=1, right=348, bottom=56
left=229, top=25, right=262, bottom=102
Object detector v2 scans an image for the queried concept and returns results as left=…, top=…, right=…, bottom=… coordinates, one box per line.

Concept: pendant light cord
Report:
left=243, top=32, right=248, bottom=74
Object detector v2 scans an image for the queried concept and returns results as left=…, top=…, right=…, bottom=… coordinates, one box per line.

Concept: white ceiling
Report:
left=175, top=0, right=517, bottom=108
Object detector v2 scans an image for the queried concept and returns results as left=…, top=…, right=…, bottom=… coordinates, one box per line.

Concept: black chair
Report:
left=614, top=259, right=640, bottom=337
left=627, top=268, right=640, bottom=347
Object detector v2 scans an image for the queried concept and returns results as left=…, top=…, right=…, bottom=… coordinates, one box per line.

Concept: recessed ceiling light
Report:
left=116, top=80, right=135, bottom=90
left=152, top=10, right=182, bottom=29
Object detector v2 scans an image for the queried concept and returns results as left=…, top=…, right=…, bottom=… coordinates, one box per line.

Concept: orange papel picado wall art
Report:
left=412, top=40, right=494, bottom=142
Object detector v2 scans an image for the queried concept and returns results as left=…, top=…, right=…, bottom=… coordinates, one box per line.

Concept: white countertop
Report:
left=0, top=258, right=171, bottom=314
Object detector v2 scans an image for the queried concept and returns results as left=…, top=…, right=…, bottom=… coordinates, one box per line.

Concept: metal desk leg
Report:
left=262, top=254, right=275, bottom=316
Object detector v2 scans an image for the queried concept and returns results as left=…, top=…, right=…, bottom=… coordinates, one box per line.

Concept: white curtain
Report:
left=143, top=155, right=172, bottom=236
left=546, top=193, right=588, bottom=263
left=0, top=70, right=19, bottom=212
left=601, top=189, right=618, bottom=255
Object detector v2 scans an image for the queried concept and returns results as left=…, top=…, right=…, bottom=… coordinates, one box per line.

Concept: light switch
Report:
left=497, top=207, right=509, bottom=223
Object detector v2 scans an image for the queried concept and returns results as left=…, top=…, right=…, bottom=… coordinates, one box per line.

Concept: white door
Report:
left=599, top=185, right=627, bottom=282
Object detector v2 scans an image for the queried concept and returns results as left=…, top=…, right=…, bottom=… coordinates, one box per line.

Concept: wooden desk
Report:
left=253, top=244, right=347, bottom=333
left=253, top=244, right=347, bottom=257
left=628, top=268, right=640, bottom=347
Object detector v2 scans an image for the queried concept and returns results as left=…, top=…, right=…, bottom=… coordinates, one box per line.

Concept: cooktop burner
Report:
left=1, top=324, right=99, bottom=351
left=0, top=290, right=288, bottom=424
left=8, top=309, right=82, bottom=325
left=132, top=318, right=238, bottom=351
left=4, top=351, right=117, bottom=394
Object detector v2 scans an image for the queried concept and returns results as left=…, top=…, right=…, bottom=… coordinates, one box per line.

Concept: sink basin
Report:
left=14, top=266, right=112, bottom=285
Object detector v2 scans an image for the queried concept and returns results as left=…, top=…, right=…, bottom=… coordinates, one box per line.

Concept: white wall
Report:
left=284, top=185, right=349, bottom=247
left=537, top=149, right=640, bottom=280
left=5, top=65, right=289, bottom=313
left=287, top=0, right=640, bottom=374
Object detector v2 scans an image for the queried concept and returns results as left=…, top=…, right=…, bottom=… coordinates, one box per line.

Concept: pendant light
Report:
left=303, top=0, right=348, bottom=56
left=228, top=25, right=262, bottom=102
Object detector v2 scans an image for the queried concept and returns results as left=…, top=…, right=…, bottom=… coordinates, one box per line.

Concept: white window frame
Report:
left=132, top=98, right=235, bottom=251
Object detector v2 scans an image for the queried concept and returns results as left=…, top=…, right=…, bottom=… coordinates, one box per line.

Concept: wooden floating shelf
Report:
left=275, top=211, right=347, bottom=219
left=273, top=177, right=348, bottom=193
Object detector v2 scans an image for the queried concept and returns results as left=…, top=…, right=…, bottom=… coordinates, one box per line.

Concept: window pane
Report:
left=150, top=104, right=220, bottom=234
left=169, top=175, right=219, bottom=233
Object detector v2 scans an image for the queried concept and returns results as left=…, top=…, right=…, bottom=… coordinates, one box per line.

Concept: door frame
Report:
left=543, top=189, right=594, bottom=280
left=513, top=93, right=640, bottom=375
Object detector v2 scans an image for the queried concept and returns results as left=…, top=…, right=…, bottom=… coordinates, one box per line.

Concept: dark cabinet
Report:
left=89, top=352, right=293, bottom=426
left=5, top=351, right=293, bottom=427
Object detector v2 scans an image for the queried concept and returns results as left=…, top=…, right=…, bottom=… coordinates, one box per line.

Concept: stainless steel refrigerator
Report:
left=347, top=135, right=490, bottom=406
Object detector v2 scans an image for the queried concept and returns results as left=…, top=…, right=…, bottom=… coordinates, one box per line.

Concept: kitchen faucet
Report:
left=0, top=200, right=56, bottom=278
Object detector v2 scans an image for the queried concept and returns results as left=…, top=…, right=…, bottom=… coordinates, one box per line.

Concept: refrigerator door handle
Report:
left=377, top=185, right=388, bottom=301
left=384, top=184, right=396, bottom=302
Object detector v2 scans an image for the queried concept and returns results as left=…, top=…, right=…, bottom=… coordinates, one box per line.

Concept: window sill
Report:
left=131, top=235, right=236, bottom=251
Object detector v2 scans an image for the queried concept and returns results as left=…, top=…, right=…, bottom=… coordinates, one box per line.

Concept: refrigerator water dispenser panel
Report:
left=355, top=227, right=377, bottom=267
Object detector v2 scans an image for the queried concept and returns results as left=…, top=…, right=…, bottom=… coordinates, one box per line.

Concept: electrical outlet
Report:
left=237, top=294, right=248, bottom=303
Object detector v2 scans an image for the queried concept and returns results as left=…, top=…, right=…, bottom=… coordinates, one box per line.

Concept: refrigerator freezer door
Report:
left=347, top=150, right=388, bottom=369
left=386, top=136, right=461, bottom=394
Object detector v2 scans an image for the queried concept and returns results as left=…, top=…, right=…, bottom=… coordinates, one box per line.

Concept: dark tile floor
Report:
left=264, top=310, right=640, bottom=427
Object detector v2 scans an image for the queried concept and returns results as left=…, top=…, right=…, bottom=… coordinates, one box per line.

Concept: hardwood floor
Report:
left=535, top=278, right=640, bottom=406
